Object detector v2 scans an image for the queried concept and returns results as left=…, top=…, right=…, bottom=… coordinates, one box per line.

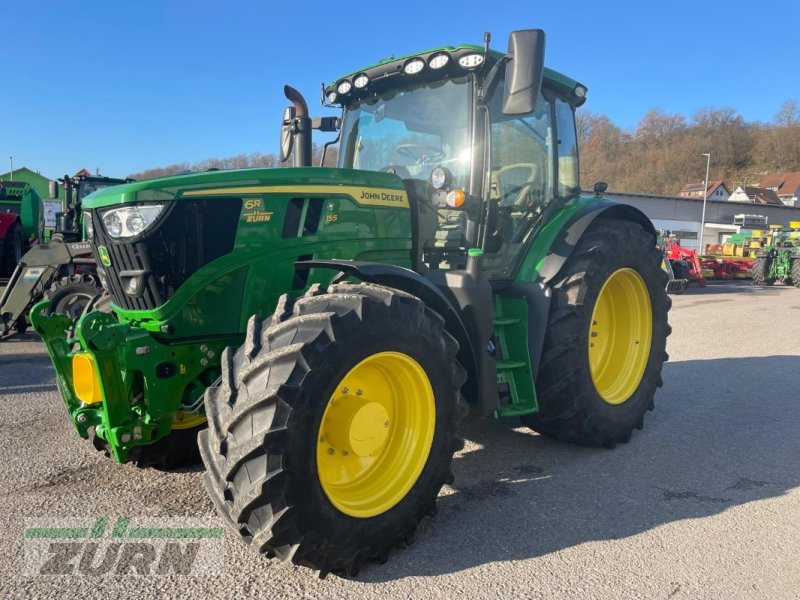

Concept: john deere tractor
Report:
left=751, top=222, right=800, bottom=287
left=32, top=29, right=670, bottom=576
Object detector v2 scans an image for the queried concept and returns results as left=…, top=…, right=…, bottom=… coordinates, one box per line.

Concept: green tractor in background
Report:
left=32, top=29, right=670, bottom=576
left=1, top=173, right=129, bottom=336
left=751, top=222, right=800, bottom=287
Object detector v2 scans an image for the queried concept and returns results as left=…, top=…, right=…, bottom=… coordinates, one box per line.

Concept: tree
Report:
left=775, top=100, right=799, bottom=127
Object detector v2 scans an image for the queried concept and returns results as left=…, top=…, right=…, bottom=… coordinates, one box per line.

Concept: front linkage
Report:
left=30, top=299, right=230, bottom=463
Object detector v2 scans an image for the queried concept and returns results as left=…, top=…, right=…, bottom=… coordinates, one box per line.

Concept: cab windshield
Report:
left=79, top=180, right=117, bottom=200
left=338, top=77, right=472, bottom=188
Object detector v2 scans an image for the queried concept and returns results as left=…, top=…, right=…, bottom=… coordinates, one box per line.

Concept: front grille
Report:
left=93, top=198, right=242, bottom=311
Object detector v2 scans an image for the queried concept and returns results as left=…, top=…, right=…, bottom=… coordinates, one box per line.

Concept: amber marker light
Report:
left=446, top=189, right=465, bottom=208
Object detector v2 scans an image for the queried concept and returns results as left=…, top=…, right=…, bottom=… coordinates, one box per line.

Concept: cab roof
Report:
left=325, top=43, right=586, bottom=107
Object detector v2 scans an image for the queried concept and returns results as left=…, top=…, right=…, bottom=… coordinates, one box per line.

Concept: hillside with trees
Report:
left=128, top=102, right=800, bottom=196
left=578, top=100, right=800, bottom=194
left=127, top=144, right=337, bottom=181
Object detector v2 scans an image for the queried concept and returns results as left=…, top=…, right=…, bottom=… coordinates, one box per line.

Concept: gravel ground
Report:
left=1, top=280, right=799, bottom=599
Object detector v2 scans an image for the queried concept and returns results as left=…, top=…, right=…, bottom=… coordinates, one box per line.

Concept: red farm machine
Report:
left=658, top=230, right=706, bottom=293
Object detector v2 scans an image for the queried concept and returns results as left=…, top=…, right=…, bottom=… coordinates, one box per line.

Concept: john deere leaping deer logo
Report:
left=97, top=246, right=112, bottom=267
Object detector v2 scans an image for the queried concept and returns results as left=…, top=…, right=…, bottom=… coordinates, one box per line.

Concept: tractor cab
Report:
left=326, top=34, right=586, bottom=282
left=47, top=173, right=131, bottom=242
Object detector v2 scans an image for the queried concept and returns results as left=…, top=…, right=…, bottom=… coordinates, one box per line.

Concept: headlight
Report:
left=337, top=80, right=352, bottom=95
left=101, top=204, right=164, bottom=239
left=353, top=73, right=369, bottom=89
left=458, top=53, right=485, bottom=69
left=430, top=166, right=451, bottom=190
left=428, top=53, right=450, bottom=69
left=403, top=58, right=425, bottom=75
left=83, top=211, right=94, bottom=240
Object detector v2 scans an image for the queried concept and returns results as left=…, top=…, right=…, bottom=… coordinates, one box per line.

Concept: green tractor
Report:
left=32, top=29, right=670, bottom=576
left=1, top=173, right=129, bottom=336
left=751, top=222, right=800, bottom=287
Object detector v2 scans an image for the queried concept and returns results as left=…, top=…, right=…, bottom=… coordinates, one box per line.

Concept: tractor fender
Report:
left=537, top=200, right=656, bottom=284
left=520, top=200, right=655, bottom=379
left=0, top=213, right=20, bottom=238
left=296, top=259, right=481, bottom=407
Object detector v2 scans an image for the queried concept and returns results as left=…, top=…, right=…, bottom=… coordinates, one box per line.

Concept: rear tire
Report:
left=199, top=282, right=465, bottom=576
left=792, top=259, right=800, bottom=289
left=1, top=222, right=23, bottom=277
left=751, top=256, right=775, bottom=286
left=522, top=218, right=671, bottom=447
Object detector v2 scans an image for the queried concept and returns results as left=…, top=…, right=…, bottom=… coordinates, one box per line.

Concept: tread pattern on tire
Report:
left=199, top=282, right=466, bottom=577
left=751, top=256, right=775, bottom=286
left=791, top=259, right=800, bottom=289
left=523, top=218, right=671, bottom=448
left=44, top=274, right=101, bottom=314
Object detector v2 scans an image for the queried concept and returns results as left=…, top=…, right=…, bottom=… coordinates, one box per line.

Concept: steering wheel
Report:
left=395, top=144, right=446, bottom=165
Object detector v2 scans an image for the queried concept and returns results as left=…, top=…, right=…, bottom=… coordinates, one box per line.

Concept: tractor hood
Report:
left=82, top=167, right=407, bottom=210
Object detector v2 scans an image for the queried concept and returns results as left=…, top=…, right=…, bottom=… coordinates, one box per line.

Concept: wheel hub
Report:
left=588, top=268, right=653, bottom=405
left=323, top=398, right=390, bottom=457
left=316, top=351, right=435, bottom=518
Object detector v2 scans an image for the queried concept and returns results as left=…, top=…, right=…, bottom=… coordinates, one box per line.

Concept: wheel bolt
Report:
left=342, top=387, right=349, bottom=394
left=384, top=421, right=389, bottom=428
left=356, top=389, right=363, bottom=396
left=327, top=448, right=335, bottom=455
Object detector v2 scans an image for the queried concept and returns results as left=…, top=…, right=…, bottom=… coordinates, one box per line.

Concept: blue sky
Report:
left=2, top=0, right=798, bottom=179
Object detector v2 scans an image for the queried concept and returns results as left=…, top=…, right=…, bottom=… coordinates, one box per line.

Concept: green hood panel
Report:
left=82, top=167, right=407, bottom=209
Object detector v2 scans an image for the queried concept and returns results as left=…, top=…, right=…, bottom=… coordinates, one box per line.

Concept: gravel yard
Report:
left=1, top=281, right=799, bottom=599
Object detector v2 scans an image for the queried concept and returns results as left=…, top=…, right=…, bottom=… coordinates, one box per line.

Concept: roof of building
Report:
left=0, top=166, right=52, bottom=182
left=759, top=172, right=800, bottom=197
left=678, top=180, right=729, bottom=197
left=744, top=186, right=784, bottom=205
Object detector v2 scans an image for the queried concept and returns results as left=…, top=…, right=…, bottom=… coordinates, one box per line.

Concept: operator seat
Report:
left=496, top=163, right=538, bottom=206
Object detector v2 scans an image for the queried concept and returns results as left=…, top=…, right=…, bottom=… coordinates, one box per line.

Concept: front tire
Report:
left=751, top=256, right=775, bottom=286
left=523, top=218, right=671, bottom=447
left=199, top=282, right=465, bottom=576
left=44, top=275, right=102, bottom=320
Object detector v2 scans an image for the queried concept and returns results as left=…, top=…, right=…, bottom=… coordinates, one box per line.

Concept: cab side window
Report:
left=488, top=91, right=552, bottom=207
left=555, top=98, right=580, bottom=197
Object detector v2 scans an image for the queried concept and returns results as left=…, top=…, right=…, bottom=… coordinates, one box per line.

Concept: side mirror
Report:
left=49, top=180, right=59, bottom=199
left=502, top=29, right=546, bottom=115
left=279, top=106, right=296, bottom=163
left=593, top=181, right=608, bottom=197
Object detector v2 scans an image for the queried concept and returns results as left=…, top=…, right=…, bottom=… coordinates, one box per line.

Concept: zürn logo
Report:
left=24, top=516, right=224, bottom=576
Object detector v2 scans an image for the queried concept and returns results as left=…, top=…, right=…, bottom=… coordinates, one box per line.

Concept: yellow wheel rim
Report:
left=316, top=351, right=436, bottom=518
left=171, top=412, right=207, bottom=430
left=588, top=268, right=653, bottom=405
